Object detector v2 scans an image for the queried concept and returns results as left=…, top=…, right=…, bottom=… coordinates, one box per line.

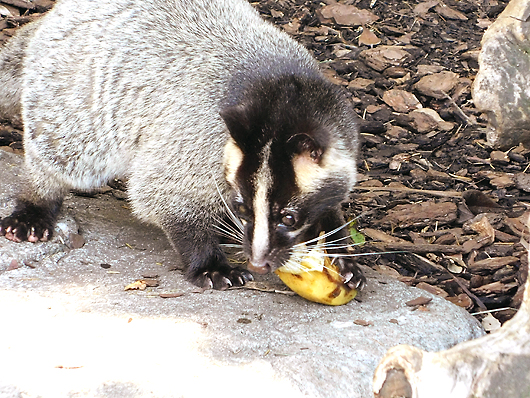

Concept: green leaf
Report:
left=349, top=220, right=365, bottom=245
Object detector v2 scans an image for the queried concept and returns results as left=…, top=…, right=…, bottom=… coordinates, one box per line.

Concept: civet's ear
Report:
left=220, top=104, right=251, bottom=147
left=287, top=133, right=324, bottom=164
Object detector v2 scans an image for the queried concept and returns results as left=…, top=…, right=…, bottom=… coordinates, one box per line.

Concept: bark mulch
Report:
left=1, top=0, right=525, bottom=325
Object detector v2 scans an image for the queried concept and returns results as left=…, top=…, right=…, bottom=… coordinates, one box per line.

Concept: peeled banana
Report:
left=274, top=236, right=357, bottom=306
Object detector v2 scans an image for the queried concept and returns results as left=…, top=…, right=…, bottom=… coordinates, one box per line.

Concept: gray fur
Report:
left=2, top=0, right=316, bottom=223
left=0, top=20, right=41, bottom=125
left=0, top=0, right=363, bottom=288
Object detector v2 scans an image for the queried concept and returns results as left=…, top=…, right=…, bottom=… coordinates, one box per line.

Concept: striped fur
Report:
left=0, top=0, right=363, bottom=289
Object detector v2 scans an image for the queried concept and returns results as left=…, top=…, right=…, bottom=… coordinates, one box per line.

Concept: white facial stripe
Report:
left=251, top=143, right=273, bottom=263
left=223, top=137, right=244, bottom=187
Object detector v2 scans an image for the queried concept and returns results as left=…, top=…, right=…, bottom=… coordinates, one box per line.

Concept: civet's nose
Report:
left=247, top=261, right=271, bottom=275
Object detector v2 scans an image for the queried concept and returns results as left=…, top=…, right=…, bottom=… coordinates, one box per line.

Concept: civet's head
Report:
left=221, top=75, right=358, bottom=274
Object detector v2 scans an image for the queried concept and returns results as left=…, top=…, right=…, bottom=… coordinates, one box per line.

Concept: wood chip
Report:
left=446, top=293, right=473, bottom=309
left=413, top=0, right=439, bottom=16
left=433, top=233, right=456, bottom=245
left=468, top=256, right=519, bottom=273
left=1, top=0, right=34, bottom=8
left=354, top=319, right=374, bottom=326
left=368, top=241, right=466, bottom=254
left=363, top=228, right=408, bottom=243
left=481, top=313, right=501, bottom=332
left=359, top=46, right=412, bottom=72
left=320, top=4, right=379, bottom=26
left=416, top=282, right=448, bottom=297
left=358, top=28, right=381, bottom=46
left=0, top=3, right=19, bottom=16
left=504, top=214, right=530, bottom=238
left=464, top=214, right=495, bottom=244
left=348, top=77, right=375, bottom=90
left=472, top=281, right=518, bottom=295
left=414, top=71, right=459, bottom=99
left=379, top=201, right=457, bottom=229
left=382, top=89, right=422, bottom=113
left=406, top=296, right=433, bottom=306
left=434, top=3, right=468, bottom=20
left=409, top=108, right=454, bottom=132
left=490, top=150, right=509, bottom=164
left=142, top=278, right=159, bottom=287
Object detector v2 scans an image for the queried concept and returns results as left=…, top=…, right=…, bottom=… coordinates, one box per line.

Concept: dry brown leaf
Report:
left=124, top=280, right=148, bottom=291
left=466, top=214, right=495, bottom=245
left=413, top=0, right=439, bottom=16
left=159, top=292, right=185, bottom=298
left=435, top=3, right=468, bottom=20
left=358, top=29, right=381, bottom=46
left=320, top=4, right=379, bottom=26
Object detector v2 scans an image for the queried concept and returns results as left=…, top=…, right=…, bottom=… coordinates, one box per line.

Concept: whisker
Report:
left=349, top=251, right=407, bottom=256
left=311, top=251, right=407, bottom=258
left=219, top=243, right=244, bottom=249
left=213, top=218, right=244, bottom=242
left=294, top=217, right=359, bottom=248
left=210, top=171, right=244, bottom=233
left=320, top=234, right=350, bottom=244
left=322, top=264, right=341, bottom=277
left=213, top=219, right=240, bottom=235
left=320, top=235, right=364, bottom=248
left=279, top=259, right=304, bottom=274
left=319, top=244, right=359, bottom=251
left=213, top=222, right=244, bottom=242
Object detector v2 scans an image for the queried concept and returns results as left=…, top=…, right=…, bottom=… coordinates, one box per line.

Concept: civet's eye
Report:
left=237, top=204, right=248, bottom=215
left=280, top=212, right=296, bottom=227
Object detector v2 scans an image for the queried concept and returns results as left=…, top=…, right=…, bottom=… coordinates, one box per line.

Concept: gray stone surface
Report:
left=472, top=0, right=530, bottom=149
left=0, top=149, right=484, bottom=398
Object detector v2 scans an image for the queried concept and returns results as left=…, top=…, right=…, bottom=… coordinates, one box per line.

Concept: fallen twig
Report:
left=352, top=186, right=462, bottom=198
left=367, top=241, right=466, bottom=254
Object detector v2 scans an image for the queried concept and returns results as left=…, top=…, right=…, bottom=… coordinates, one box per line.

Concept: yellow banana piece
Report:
left=275, top=238, right=357, bottom=306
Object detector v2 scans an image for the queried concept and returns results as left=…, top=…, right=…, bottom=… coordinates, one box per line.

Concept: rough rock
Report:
left=373, top=251, right=530, bottom=398
left=0, top=150, right=484, bottom=398
left=515, top=173, right=530, bottom=192
left=472, top=0, right=530, bottom=149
